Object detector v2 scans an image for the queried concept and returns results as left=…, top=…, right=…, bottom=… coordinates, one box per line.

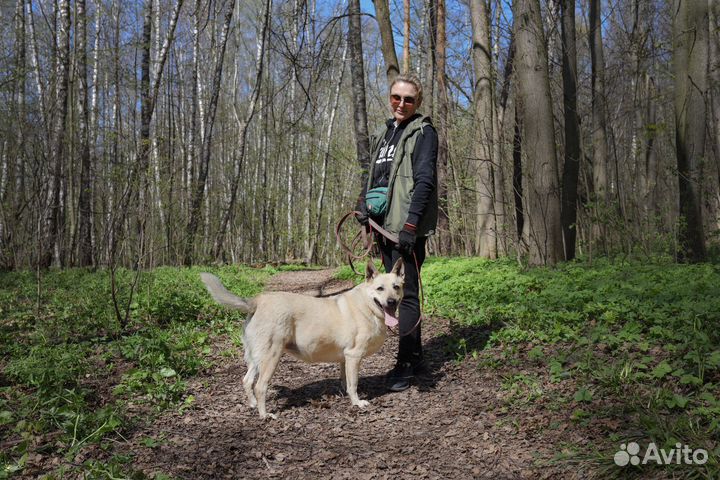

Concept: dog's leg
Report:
left=243, top=333, right=258, bottom=408
left=343, top=354, right=369, bottom=408
left=254, top=344, right=284, bottom=419
left=339, top=360, right=347, bottom=393
left=243, top=363, right=258, bottom=408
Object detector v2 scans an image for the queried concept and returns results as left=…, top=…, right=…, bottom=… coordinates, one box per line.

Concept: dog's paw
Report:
left=353, top=399, right=370, bottom=408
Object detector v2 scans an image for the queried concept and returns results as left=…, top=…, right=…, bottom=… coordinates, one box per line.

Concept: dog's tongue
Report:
left=384, top=310, right=399, bottom=327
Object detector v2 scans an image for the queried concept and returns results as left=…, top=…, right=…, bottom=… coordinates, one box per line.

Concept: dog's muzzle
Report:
left=375, top=298, right=399, bottom=327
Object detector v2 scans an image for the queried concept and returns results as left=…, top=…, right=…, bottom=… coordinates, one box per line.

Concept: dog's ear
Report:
left=366, top=259, right=379, bottom=281
left=391, top=258, right=405, bottom=279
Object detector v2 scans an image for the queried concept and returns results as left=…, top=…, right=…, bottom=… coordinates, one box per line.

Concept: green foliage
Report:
left=428, top=256, right=719, bottom=478
left=0, top=264, right=267, bottom=478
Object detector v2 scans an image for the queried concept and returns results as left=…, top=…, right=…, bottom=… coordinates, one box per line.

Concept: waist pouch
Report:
left=365, top=186, right=389, bottom=217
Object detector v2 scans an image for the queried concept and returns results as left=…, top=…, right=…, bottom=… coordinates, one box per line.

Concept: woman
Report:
left=356, top=74, right=438, bottom=392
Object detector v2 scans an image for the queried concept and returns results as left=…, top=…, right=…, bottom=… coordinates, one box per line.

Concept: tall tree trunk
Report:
left=560, top=0, right=580, bottom=260
left=436, top=0, right=451, bottom=254
left=372, top=0, right=400, bottom=84
left=183, top=0, right=236, bottom=266
left=493, top=30, right=515, bottom=256
left=588, top=0, right=609, bottom=250
left=673, top=0, right=708, bottom=262
left=512, top=104, right=524, bottom=240
left=513, top=0, right=563, bottom=265
left=112, top=0, right=183, bottom=262
left=470, top=0, right=496, bottom=258
left=213, top=0, right=271, bottom=259
left=306, top=40, right=347, bottom=263
left=403, top=0, right=411, bottom=73
left=424, top=0, right=436, bottom=116
left=348, top=0, right=371, bottom=191
left=286, top=0, right=301, bottom=260
left=42, top=0, right=71, bottom=268
left=77, top=0, right=94, bottom=267
left=709, top=0, right=720, bottom=221
left=26, top=0, right=47, bottom=135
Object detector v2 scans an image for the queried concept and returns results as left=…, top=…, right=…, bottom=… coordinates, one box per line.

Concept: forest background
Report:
left=0, top=0, right=718, bottom=269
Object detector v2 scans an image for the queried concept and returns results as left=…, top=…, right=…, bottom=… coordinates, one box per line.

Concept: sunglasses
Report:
left=390, top=94, right=416, bottom=106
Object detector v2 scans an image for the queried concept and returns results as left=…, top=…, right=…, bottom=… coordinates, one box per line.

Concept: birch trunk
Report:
left=213, top=0, right=271, bottom=259
left=42, top=0, right=71, bottom=268
left=306, top=42, right=348, bottom=263
left=183, top=0, right=236, bottom=265
left=77, top=0, right=94, bottom=266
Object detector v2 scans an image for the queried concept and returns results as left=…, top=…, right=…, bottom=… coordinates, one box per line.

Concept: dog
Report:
left=200, top=259, right=404, bottom=419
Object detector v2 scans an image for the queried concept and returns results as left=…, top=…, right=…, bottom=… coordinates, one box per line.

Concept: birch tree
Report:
left=213, top=0, right=271, bottom=259
left=42, top=0, right=71, bottom=268
left=77, top=0, right=94, bottom=267
left=183, top=0, right=236, bottom=265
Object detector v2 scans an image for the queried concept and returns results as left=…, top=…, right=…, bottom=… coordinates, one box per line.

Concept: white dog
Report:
left=201, top=259, right=404, bottom=418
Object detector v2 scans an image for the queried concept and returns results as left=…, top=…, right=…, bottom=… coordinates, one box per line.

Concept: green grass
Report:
left=0, top=265, right=270, bottom=479
left=422, top=257, right=719, bottom=478
left=3, top=257, right=719, bottom=478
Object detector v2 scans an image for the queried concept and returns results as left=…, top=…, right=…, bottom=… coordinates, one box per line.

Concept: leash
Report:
left=334, top=211, right=425, bottom=337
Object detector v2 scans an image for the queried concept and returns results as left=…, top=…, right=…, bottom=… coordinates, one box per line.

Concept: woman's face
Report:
left=389, top=81, right=419, bottom=123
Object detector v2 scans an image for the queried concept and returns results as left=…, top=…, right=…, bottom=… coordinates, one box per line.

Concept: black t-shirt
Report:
left=372, top=122, right=403, bottom=188
left=361, top=116, right=438, bottom=227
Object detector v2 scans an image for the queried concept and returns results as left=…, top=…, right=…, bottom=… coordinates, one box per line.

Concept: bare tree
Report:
left=470, top=0, right=496, bottom=258
left=403, top=0, right=411, bottom=73
left=588, top=0, right=609, bottom=251
left=42, top=0, right=71, bottom=268
left=183, top=0, right=237, bottom=266
left=77, top=0, right=94, bottom=267
left=213, top=0, right=271, bottom=259
left=513, top=0, right=563, bottom=265
left=348, top=0, right=371, bottom=191
left=435, top=0, right=451, bottom=254
left=306, top=39, right=348, bottom=263
left=559, top=0, right=580, bottom=260
left=709, top=0, right=720, bottom=202
left=673, top=0, right=708, bottom=261
left=372, top=0, right=400, bottom=84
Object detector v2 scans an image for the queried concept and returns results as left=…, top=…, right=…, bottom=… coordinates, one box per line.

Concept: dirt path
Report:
left=115, top=269, right=604, bottom=479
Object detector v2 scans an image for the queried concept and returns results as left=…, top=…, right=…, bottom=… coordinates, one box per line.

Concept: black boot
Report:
left=386, top=362, right=414, bottom=392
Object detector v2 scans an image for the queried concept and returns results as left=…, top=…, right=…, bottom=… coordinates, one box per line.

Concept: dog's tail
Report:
left=200, top=273, right=256, bottom=313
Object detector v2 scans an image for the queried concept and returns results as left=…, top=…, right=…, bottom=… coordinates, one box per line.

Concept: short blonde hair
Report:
left=390, top=74, right=423, bottom=105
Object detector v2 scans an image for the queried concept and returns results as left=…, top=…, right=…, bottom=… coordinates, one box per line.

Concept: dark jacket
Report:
left=365, top=114, right=438, bottom=237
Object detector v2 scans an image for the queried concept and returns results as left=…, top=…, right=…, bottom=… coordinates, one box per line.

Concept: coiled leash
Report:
left=335, top=211, right=425, bottom=337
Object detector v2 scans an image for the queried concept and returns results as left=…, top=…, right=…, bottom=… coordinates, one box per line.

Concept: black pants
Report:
left=378, top=234, right=426, bottom=365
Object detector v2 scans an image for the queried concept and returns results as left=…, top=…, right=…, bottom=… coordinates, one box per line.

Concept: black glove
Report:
left=355, top=198, right=369, bottom=226
left=398, top=223, right=417, bottom=256
left=355, top=207, right=368, bottom=227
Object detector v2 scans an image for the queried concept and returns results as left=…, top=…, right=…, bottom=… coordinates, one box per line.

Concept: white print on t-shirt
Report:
left=376, top=144, right=396, bottom=164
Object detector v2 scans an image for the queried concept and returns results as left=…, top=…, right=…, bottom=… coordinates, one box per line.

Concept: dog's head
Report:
left=365, top=259, right=405, bottom=319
